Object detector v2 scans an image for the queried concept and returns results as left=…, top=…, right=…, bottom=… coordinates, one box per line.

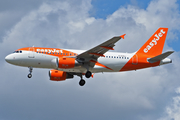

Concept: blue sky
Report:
left=91, top=0, right=151, bottom=19
left=91, top=0, right=180, bottom=52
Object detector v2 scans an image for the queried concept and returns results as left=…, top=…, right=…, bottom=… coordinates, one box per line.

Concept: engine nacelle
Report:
left=49, top=70, right=73, bottom=81
left=58, top=57, right=76, bottom=68
left=51, top=57, right=79, bottom=69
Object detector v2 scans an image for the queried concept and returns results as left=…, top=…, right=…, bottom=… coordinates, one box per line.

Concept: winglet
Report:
left=120, top=34, right=126, bottom=39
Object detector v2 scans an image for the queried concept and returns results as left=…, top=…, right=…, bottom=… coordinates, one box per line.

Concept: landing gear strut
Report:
left=78, top=74, right=86, bottom=86
left=27, top=67, right=33, bottom=78
left=78, top=71, right=92, bottom=86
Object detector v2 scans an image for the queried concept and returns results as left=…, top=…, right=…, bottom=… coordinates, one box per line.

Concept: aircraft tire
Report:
left=27, top=74, right=32, bottom=78
left=79, top=79, right=86, bottom=86
left=85, top=71, right=92, bottom=78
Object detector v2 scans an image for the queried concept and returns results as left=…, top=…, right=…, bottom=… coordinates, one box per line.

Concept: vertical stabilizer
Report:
left=137, top=28, right=168, bottom=56
left=120, top=28, right=169, bottom=71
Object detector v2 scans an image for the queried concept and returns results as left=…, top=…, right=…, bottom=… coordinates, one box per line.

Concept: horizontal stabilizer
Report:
left=148, top=51, right=174, bottom=63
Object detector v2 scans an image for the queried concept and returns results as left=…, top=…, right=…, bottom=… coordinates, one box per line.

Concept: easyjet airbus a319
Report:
left=5, top=28, right=173, bottom=86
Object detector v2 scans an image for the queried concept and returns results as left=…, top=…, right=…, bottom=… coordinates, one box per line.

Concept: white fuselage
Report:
left=5, top=49, right=134, bottom=73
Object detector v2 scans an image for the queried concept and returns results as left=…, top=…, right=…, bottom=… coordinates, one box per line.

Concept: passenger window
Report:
left=125, top=57, right=126, bottom=59
left=127, top=57, right=129, bottom=59
left=114, top=56, right=116, bottom=58
left=20, top=51, right=22, bottom=53
left=117, top=57, right=118, bottom=58
left=112, top=56, right=113, bottom=58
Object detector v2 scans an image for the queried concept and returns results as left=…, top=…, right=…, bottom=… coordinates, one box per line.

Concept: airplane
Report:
left=5, top=28, right=174, bottom=86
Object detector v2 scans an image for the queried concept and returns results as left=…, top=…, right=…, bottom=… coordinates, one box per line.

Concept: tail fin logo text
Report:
left=144, top=29, right=165, bottom=53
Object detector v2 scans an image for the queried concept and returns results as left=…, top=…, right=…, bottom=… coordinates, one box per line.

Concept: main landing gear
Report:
left=79, top=79, right=86, bottom=86
left=79, top=71, right=92, bottom=86
left=85, top=71, right=92, bottom=78
left=27, top=67, right=33, bottom=78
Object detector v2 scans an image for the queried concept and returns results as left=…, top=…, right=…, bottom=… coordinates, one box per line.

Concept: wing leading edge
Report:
left=76, top=34, right=126, bottom=68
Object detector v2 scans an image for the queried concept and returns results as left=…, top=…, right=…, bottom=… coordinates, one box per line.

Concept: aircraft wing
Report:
left=76, top=34, right=125, bottom=67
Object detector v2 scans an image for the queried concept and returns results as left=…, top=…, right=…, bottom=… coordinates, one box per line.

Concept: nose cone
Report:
left=5, top=54, right=14, bottom=64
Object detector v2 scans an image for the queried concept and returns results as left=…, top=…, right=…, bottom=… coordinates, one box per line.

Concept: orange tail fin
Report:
left=120, top=28, right=168, bottom=71
left=137, top=28, right=168, bottom=56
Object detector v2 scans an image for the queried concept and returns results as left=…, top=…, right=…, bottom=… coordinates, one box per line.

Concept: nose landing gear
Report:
left=27, top=67, right=33, bottom=78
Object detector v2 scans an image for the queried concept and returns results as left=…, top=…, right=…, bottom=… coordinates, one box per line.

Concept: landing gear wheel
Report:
left=85, top=71, right=92, bottom=78
left=27, top=67, right=33, bottom=78
left=79, top=79, right=86, bottom=86
left=27, top=74, right=32, bottom=78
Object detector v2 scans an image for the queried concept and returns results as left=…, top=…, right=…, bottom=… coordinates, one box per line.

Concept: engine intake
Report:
left=49, top=70, right=73, bottom=81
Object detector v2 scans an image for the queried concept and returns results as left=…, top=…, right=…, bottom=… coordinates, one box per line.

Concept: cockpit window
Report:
left=13, top=51, right=22, bottom=53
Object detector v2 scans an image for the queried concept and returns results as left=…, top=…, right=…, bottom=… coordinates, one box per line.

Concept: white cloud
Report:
left=158, top=87, right=180, bottom=120
left=1, top=0, right=180, bottom=120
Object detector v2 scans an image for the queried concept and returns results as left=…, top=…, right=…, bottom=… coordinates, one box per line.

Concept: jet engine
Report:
left=58, top=57, right=76, bottom=68
left=51, top=57, right=80, bottom=69
left=49, top=70, right=73, bottom=81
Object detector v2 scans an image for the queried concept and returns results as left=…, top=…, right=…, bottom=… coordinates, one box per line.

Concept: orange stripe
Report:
left=90, top=60, right=113, bottom=70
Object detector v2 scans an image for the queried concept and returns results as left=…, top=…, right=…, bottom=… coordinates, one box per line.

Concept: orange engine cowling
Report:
left=58, top=57, right=76, bottom=69
left=49, top=70, right=73, bottom=81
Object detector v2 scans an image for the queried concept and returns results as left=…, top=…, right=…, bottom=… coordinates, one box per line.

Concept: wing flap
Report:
left=77, top=36, right=124, bottom=61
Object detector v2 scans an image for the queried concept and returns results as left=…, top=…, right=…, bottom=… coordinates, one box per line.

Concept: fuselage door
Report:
left=132, top=54, right=138, bottom=65
left=28, top=47, right=35, bottom=58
